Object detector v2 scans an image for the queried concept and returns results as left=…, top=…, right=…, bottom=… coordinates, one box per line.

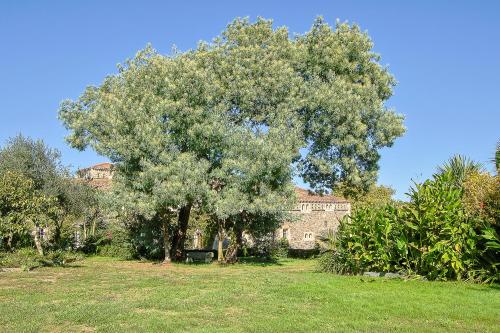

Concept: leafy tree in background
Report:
left=0, top=171, right=57, bottom=255
left=64, top=181, right=106, bottom=250
left=0, top=134, right=65, bottom=194
left=0, top=135, right=69, bottom=247
left=59, top=21, right=301, bottom=262
left=0, top=135, right=103, bottom=251
left=59, top=17, right=404, bottom=261
left=334, top=183, right=396, bottom=211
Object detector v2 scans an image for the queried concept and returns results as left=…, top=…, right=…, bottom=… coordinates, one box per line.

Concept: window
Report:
left=301, top=203, right=311, bottom=213
left=304, top=232, right=314, bottom=240
left=38, top=228, right=45, bottom=239
left=282, top=228, right=289, bottom=240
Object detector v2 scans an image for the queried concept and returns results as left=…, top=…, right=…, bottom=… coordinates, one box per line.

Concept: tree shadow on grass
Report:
left=59, top=264, right=86, bottom=269
left=236, top=256, right=283, bottom=267
left=173, top=256, right=284, bottom=267
left=488, top=283, right=500, bottom=291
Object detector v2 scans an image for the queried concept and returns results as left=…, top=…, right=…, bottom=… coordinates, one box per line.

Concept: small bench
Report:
left=186, top=251, right=214, bottom=263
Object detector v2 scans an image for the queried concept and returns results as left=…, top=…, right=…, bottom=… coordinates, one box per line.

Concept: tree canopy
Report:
left=59, top=17, right=405, bottom=260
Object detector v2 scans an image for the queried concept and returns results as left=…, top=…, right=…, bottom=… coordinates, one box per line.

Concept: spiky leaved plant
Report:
left=437, top=154, right=483, bottom=187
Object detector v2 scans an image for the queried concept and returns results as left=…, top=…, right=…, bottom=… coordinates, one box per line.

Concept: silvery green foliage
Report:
left=59, top=17, right=404, bottom=230
left=295, top=18, right=405, bottom=195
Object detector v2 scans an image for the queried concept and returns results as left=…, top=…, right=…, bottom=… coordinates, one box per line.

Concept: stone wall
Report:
left=276, top=203, right=350, bottom=249
left=79, top=168, right=113, bottom=180
left=76, top=163, right=114, bottom=180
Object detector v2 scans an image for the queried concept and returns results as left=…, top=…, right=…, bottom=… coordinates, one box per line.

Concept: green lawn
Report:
left=0, top=257, right=499, bottom=332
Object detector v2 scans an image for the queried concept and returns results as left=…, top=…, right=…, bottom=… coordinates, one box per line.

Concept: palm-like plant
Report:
left=316, top=228, right=338, bottom=252
left=437, top=154, right=483, bottom=187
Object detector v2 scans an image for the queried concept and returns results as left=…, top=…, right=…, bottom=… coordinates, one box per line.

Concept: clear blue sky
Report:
left=1, top=1, right=499, bottom=200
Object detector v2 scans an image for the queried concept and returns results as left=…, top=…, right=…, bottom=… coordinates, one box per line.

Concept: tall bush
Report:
left=319, top=171, right=499, bottom=282
left=400, top=172, right=479, bottom=280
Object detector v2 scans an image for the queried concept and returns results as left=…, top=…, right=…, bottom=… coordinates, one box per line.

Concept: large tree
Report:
left=59, top=17, right=404, bottom=260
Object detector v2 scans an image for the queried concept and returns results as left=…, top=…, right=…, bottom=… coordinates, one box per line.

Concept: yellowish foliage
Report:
left=463, top=172, right=499, bottom=224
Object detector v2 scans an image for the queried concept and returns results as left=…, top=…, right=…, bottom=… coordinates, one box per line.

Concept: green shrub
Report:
left=98, top=244, right=133, bottom=259
left=0, top=248, right=40, bottom=270
left=78, top=221, right=136, bottom=260
left=318, top=205, right=402, bottom=275
left=253, top=235, right=289, bottom=260
left=318, top=251, right=348, bottom=274
left=0, top=248, right=83, bottom=271
left=79, top=234, right=107, bottom=254
left=319, top=172, right=499, bottom=283
left=126, top=217, right=164, bottom=260
left=273, top=238, right=290, bottom=258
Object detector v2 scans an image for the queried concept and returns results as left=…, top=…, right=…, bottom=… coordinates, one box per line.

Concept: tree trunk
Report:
left=224, top=225, right=243, bottom=263
left=6, top=232, right=13, bottom=251
left=90, top=209, right=99, bottom=237
left=235, top=225, right=244, bottom=249
left=33, top=226, right=44, bottom=256
left=53, top=222, right=61, bottom=246
left=217, top=223, right=224, bottom=262
left=170, top=203, right=192, bottom=261
left=163, top=220, right=171, bottom=263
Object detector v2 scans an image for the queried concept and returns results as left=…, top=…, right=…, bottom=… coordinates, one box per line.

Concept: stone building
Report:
left=75, top=162, right=113, bottom=190
left=76, top=162, right=113, bottom=179
left=277, top=187, right=350, bottom=249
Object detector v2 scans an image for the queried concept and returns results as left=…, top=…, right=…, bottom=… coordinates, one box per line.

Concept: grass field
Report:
left=0, top=257, right=499, bottom=332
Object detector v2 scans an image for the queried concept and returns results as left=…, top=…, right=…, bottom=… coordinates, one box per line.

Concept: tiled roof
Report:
left=89, top=162, right=113, bottom=170
left=294, top=187, right=348, bottom=203
left=77, top=162, right=113, bottom=172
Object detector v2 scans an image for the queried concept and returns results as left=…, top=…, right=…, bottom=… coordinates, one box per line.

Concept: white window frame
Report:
left=282, top=228, right=289, bottom=240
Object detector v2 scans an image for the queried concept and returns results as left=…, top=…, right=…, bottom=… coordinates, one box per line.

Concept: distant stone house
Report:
left=277, top=187, right=350, bottom=249
left=75, top=162, right=113, bottom=190
left=76, top=163, right=351, bottom=250
left=72, top=163, right=114, bottom=246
